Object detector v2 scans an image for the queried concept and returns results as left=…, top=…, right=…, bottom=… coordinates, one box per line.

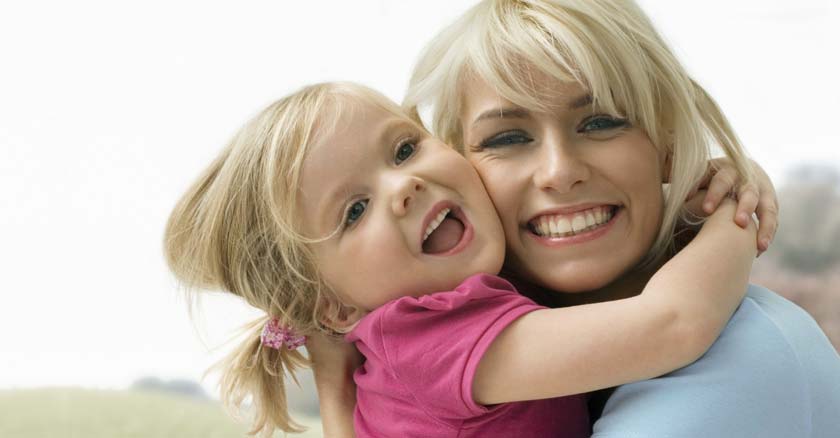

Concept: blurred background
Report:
left=1, top=0, right=838, bottom=436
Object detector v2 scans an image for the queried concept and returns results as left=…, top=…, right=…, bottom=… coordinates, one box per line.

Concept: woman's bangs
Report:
left=466, top=10, right=628, bottom=120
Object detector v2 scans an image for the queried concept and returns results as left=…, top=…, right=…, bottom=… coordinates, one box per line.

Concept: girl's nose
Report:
left=390, top=175, right=426, bottom=217
left=532, top=136, right=590, bottom=193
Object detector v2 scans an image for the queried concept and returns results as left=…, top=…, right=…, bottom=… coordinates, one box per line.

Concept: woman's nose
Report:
left=390, top=175, right=426, bottom=216
left=532, top=136, right=590, bottom=193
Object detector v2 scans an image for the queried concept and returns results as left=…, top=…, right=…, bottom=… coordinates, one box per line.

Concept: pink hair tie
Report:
left=260, top=318, right=306, bottom=351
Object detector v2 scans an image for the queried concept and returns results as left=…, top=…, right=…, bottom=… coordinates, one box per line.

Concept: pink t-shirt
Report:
left=346, top=273, right=590, bottom=437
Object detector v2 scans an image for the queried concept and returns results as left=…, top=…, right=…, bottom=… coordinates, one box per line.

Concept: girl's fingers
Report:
left=750, top=159, right=779, bottom=255
left=735, top=182, right=759, bottom=228
left=689, top=162, right=716, bottom=201
left=755, top=196, right=779, bottom=255
left=702, top=166, right=738, bottom=214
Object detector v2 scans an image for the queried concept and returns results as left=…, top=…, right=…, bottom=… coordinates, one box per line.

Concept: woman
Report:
left=313, top=1, right=840, bottom=436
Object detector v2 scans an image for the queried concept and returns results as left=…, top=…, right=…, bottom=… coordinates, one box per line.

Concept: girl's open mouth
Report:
left=421, top=205, right=473, bottom=255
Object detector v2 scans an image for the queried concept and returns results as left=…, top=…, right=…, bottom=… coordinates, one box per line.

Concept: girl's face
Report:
left=460, top=76, right=667, bottom=293
left=299, top=99, right=505, bottom=313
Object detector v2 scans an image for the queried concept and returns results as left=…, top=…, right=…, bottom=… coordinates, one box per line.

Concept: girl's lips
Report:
left=422, top=204, right=474, bottom=257
left=420, top=201, right=457, bottom=244
left=525, top=206, right=623, bottom=247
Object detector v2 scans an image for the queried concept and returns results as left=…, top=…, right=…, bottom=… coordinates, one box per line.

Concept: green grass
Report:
left=0, top=388, right=323, bottom=438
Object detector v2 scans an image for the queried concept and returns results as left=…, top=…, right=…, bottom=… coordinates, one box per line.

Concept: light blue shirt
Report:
left=592, top=284, right=840, bottom=437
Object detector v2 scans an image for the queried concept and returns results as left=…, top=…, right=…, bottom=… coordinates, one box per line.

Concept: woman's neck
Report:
left=504, top=258, right=666, bottom=308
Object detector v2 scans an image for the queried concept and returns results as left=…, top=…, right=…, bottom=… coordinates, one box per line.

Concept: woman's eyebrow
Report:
left=568, top=93, right=593, bottom=110
left=471, top=94, right=593, bottom=126
left=472, top=107, right=530, bottom=125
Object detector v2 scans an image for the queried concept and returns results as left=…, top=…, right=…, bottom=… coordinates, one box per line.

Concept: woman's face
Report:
left=460, top=76, right=667, bottom=293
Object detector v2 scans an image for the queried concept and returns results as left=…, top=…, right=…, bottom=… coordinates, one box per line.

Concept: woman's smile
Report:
left=525, top=205, right=622, bottom=246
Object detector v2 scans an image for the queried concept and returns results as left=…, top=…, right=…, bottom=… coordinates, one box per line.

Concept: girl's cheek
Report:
left=474, top=164, right=519, bottom=229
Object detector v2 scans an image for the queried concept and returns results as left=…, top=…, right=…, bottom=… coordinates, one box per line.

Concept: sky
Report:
left=1, top=0, right=838, bottom=395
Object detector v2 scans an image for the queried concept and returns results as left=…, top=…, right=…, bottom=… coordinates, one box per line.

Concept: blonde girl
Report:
left=164, top=81, right=760, bottom=437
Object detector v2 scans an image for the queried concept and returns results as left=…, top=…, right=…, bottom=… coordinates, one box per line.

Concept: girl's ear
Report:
left=320, top=299, right=366, bottom=334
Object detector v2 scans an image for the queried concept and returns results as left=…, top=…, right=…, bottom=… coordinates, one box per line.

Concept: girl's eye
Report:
left=578, top=115, right=629, bottom=134
left=478, top=130, right=534, bottom=150
left=395, top=141, right=416, bottom=165
left=344, top=199, right=368, bottom=226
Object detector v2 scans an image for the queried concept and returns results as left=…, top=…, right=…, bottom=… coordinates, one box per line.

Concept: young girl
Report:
left=164, top=82, right=758, bottom=437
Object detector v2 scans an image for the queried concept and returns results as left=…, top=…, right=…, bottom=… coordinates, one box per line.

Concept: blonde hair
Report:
left=404, top=0, right=753, bottom=263
left=163, top=82, right=407, bottom=435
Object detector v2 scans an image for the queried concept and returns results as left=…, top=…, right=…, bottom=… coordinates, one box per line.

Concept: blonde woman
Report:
left=314, top=1, right=840, bottom=436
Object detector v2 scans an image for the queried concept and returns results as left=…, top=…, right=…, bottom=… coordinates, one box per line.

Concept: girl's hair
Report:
left=404, top=0, right=754, bottom=264
left=163, top=81, right=408, bottom=435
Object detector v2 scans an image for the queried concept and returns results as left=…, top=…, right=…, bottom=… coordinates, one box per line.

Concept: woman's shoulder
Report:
left=592, top=284, right=840, bottom=437
left=740, top=284, right=840, bottom=365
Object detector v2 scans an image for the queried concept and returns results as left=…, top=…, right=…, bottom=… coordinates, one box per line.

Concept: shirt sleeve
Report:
left=376, top=273, right=544, bottom=421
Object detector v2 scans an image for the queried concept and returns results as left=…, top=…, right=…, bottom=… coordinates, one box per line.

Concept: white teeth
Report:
left=539, top=220, right=550, bottom=236
left=423, top=208, right=451, bottom=241
left=530, top=206, right=615, bottom=238
left=556, top=217, right=571, bottom=234
left=571, top=215, right=587, bottom=233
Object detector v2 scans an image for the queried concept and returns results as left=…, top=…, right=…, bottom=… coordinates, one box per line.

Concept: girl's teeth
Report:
left=531, top=207, right=614, bottom=238
left=423, top=208, right=451, bottom=241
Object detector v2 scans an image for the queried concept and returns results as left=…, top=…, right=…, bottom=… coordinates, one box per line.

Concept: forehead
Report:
left=303, top=98, right=407, bottom=179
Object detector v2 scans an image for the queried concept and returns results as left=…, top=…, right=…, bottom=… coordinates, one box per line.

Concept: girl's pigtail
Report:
left=215, top=317, right=310, bottom=436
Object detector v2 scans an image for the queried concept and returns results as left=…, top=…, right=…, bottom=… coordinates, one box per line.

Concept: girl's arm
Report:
left=307, top=332, right=359, bottom=438
left=473, top=198, right=756, bottom=404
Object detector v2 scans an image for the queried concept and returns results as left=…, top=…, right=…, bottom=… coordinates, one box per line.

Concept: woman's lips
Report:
left=525, top=206, right=622, bottom=246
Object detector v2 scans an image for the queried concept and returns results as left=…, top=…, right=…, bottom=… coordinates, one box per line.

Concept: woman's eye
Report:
left=395, top=141, right=416, bottom=164
left=579, top=116, right=629, bottom=133
left=344, top=199, right=368, bottom=226
left=479, top=130, right=533, bottom=149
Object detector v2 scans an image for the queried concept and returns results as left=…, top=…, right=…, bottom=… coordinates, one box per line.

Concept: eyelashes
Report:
left=470, top=114, right=630, bottom=152
left=344, top=199, right=368, bottom=227
left=578, top=115, right=629, bottom=133
left=476, top=130, right=534, bottom=150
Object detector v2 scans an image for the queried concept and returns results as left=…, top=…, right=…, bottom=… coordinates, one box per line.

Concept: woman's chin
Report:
left=514, top=259, right=628, bottom=294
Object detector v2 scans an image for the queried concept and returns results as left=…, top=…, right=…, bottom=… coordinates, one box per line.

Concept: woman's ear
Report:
left=661, top=148, right=673, bottom=183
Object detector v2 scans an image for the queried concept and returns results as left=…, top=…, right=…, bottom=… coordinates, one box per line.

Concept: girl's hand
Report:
left=307, top=331, right=360, bottom=438
left=691, top=157, right=778, bottom=255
